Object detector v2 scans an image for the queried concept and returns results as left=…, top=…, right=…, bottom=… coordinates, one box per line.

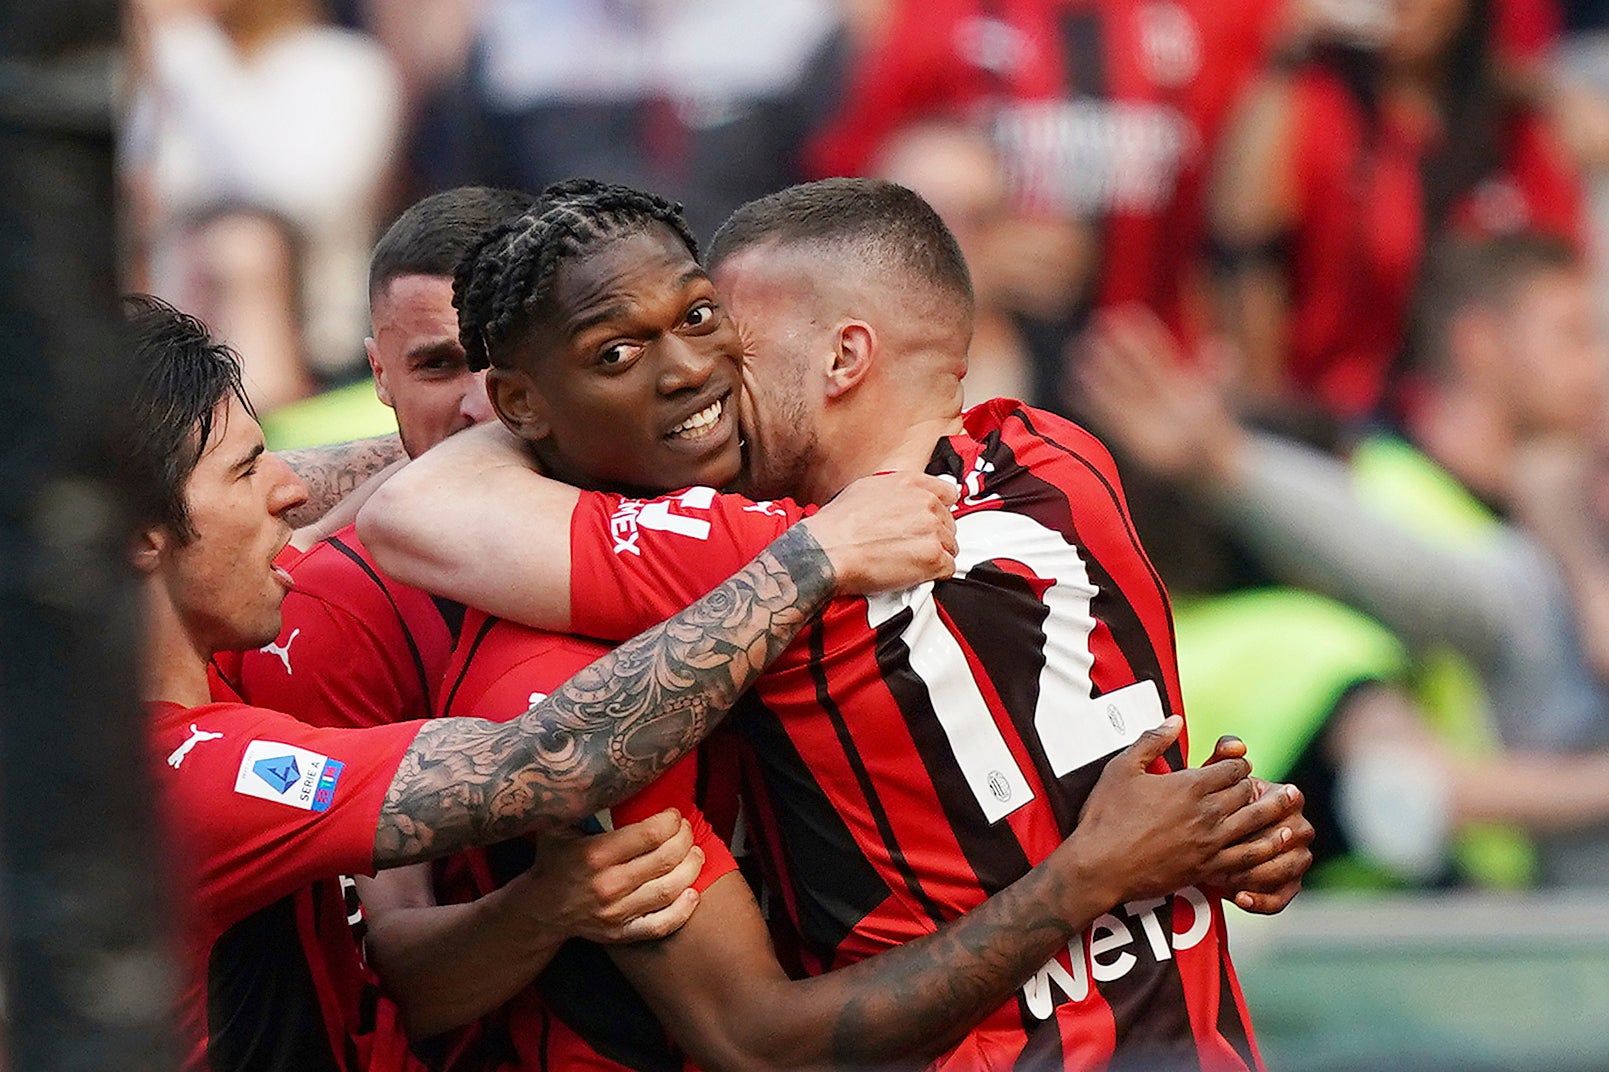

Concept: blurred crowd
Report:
left=122, top=0, right=1609, bottom=891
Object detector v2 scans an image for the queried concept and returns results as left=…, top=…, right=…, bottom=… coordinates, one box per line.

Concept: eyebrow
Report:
left=231, top=442, right=266, bottom=474
left=406, top=339, right=465, bottom=365
left=566, top=267, right=710, bottom=340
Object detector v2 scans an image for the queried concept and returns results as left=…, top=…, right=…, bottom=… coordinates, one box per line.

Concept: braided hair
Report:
left=454, top=178, right=700, bottom=372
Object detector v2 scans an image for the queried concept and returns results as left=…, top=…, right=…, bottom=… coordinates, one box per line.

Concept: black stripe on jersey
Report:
left=742, top=685, right=896, bottom=962
left=207, top=894, right=341, bottom=1072
left=1058, top=7, right=1108, bottom=98
left=932, top=561, right=1083, bottom=838
left=1012, top=1020, right=1066, bottom=1071
left=439, top=615, right=498, bottom=719
left=536, top=939, right=681, bottom=1072
left=326, top=535, right=434, bottom=709
left=1004, top=409, right=1185, bottom=771
left=979, top=415, right=1198, bottom=1053
left=1217, top=954, right=1258, bottom=1070
left=874, top=591, right=1037, bottom=897
left=431, top=595, right=466, bottom=642
left=1104, top=939, right=1201, bottom=1069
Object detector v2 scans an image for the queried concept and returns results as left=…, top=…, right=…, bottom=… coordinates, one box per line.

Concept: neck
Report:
left=809, top=398, right=964, bottom=503
left=1413, top=386, right=1516, bottom=505
left=142, top=582, right=215, bottom=708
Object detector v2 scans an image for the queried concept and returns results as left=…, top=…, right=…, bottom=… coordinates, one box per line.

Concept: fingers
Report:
left=915, top=473, right=961, bottom=508
left=1205, top=735, right=1248, bottom=766
left=606, top=887, right=701, bottom=942
left=1120, top=715, right=1184, bottom=771
left=594, top=843, right=706, bottom=935
left=1220, top=839, right=1314, bottom=897
left=1189, top=754, right=1253, bottom=795
left=1211, top=781, right=1302, bottom=841
left=1230, top=878, right=1305, bottom=915
left=580, top=808, right=682, bottom=868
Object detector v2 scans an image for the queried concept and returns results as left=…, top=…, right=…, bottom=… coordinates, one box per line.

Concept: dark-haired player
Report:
left=210, top=187, right=726, bottom=1062
left=362, top=178, right=1312, bottom=1070
left=131, top=292, right=960, bottom=1072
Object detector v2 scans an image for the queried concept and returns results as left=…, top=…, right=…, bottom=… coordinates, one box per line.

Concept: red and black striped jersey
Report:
left=429, top=611, right=743, bottom=1072
left=210, top=524, right=459, bottom=732
left=148, top=699, right=424, bottom=1072
left=567, top=400, right=1262, bottom=1070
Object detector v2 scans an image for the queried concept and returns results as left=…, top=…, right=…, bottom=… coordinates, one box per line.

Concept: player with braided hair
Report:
left=357, top=178, right=1309, bottom=1071
left=454, top=180, right=700, bottom=378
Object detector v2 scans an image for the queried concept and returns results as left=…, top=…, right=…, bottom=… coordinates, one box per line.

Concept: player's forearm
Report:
left=792, top=838, right=1121, bottom=1068
left=370, top=524, right=835, bottom=867
left=637, top=841, right=1121, bottom=1072
left=357, top=422, right=578, bottom=627
left=366, top=892, right=565, bottom=1040
left=280, top=433, right=406, bottom=529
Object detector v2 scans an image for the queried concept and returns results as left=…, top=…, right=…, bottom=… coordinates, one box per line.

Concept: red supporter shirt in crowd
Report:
left=428, top=614, right=742, bottom=1072
left=211, top=525, right=459, bottom=731
left=565, top=399, right=1261, bottom=1072
left=1281, top=65, right=1583, bottom=420
left=806, top=0, right=1283, bottom=338
left=148, top=698, right=423, bottom=1072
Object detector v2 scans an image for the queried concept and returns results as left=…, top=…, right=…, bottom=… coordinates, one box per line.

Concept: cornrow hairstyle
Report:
left=368, top=185, right=538, bottom=299
left=123, top=294, right=255, bottom=542
left=707, top=177, right=974, bottom=310
left=453, top=179, right=699, bottom=372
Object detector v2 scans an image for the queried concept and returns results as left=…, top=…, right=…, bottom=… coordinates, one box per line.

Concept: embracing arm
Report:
left=358, top=422, right=580, bottom=628
left=370, top=523, right=833, bottom=866
left=281, top=432, right=407, bottom=530
left=610, top=720, right=1308, bottom=1071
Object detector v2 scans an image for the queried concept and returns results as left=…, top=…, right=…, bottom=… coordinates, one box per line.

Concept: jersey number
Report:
left=866, top=511, right=1164, bottom=824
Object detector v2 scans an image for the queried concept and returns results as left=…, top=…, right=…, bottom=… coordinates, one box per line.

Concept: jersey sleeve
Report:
left=606, top=752, right=737, bottom=894
left=156, top=703, right=422, bottom=925
left=568, top=485, right=808, bottom=642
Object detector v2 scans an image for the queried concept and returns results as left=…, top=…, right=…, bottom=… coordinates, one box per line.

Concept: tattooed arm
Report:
left=280, top=433, right=406, bottom=530
left=372, top=499, right=942, bottom=866
left=610, top=719, right=1308, bottom=1071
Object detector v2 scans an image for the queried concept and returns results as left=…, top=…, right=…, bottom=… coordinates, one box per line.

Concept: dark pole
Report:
left=0, top=3, right=177, bottom=1070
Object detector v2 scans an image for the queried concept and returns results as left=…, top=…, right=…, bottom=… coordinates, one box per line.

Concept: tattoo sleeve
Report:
left=372, top=524, right=834, bottom=869
left=279, top=433, right=406, bottom=528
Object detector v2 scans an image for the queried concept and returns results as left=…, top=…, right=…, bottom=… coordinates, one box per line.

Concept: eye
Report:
left=600, top=342, right=643, bottom=366
left=685, top=302, right=719, bottom=329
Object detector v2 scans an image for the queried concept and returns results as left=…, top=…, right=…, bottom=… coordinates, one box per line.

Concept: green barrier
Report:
left=261, top=379, right=396, bottom=450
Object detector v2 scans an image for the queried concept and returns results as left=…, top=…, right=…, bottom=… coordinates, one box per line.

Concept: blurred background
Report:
left=118, top=0, right=1609, bottom=1067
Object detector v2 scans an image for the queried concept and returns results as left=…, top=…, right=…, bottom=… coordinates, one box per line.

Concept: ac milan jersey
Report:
left=566, top=400, right=1260, bottom=1071
left=148, top=699, right=423, bottom=1072
left=1280, top=66, right=1583, bottom=419
left=211, top=525, right=458, bottom=731
left=429, top=611, right=742, bottom=1072
left=805, top=0, right=1284, bottom=339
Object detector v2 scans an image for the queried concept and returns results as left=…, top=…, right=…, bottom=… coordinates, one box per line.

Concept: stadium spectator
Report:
left=125, top=0, right=403, bottom=402
left=805, top=0, right=1286, bottom=410
left=362, top=177, right=1314, bottom=1069
left=128, top=292, right=964, bottom=1070
left=1079, top=232, right=1609, bottom=884
left=1210, top=0, right=1583, bottom=423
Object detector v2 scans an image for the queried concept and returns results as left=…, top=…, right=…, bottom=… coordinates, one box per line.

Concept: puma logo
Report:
left=260, top=628, right=302, bottom=675
left=167, top=724, right=224, bottom=769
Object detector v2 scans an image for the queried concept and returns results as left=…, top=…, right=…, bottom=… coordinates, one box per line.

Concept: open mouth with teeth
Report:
left=667, top=395, right=727, bottom=441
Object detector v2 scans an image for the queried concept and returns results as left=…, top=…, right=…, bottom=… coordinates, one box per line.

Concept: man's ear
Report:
left=827, top=321, right=876, bottom=400
left=365, top=337, right=394, bottom=408
left=487, top=367, right=553, bottom=441
left=132, top=526, right=167, bottom=575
